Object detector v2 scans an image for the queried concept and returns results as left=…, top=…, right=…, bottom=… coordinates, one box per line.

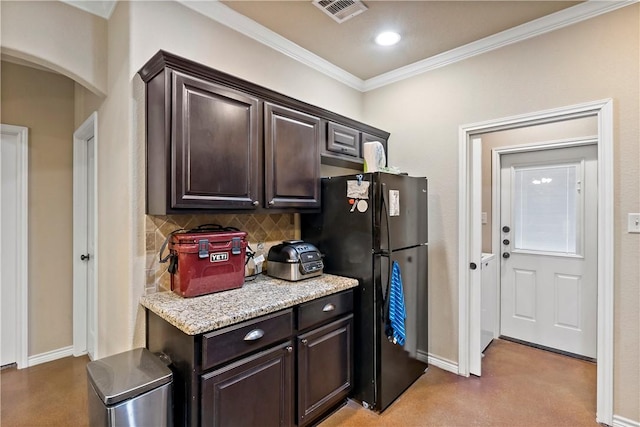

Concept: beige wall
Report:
left=1, top=61, right=75, bottom=356
left=74, top=83, right=104, bottom=129
left=93, top=1, right=137, bottom=357
left=480, top=116, right=597, bottom=253
left=0, top=1, right=107, bottom=96
left=363, top=5, right=639, bottom=419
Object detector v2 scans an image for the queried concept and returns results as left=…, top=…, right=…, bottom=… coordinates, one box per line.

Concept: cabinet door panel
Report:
left=327, top=122, right=360, bottom=158
left=297, top=315, right=353, bottom=426
left=173, top=72, right=261, bottom=209
left=264, top=103, right=320, bottom=209
left=201, top=342, right=294, bottom=427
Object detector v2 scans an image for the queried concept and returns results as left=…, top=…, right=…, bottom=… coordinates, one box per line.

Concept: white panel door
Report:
left=500, top=145, right=597, bottom=358
left=1, top=131, right=19, bottom=366
left=73, top=120, right=98, bottom=360
left=86, top=136, right=96, bottom=360
left=1, top=125, right=27, bottom=368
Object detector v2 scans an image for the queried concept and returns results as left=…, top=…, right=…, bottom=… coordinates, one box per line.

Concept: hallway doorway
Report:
left=458, top=99, right=614, bottom=424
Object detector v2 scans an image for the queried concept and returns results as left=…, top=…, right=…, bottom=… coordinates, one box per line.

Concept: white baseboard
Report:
left=27, top=345, right=74, bottom=367
left=417, top=350, right=459, bottom=374
left=613, top=415, right=640, bottom=427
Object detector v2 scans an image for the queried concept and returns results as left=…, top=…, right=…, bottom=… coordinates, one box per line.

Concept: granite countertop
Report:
left=140, top=273, right=359, bottom=335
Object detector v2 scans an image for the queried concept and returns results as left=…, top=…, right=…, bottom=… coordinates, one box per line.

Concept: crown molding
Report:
left=59, top=0, right=637, bottom=89
left=363, top=0, right=637, bottom=91
left=177, top=0, right=365, bottom=91
left=61, top=1, right=118, bottom=19
left=176, top=0, right=636, bottom=92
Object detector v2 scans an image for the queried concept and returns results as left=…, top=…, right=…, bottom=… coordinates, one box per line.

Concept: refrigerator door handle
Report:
left=380, top=183, right=391, bottom=254
left=378, top=252, right=393, bottom=323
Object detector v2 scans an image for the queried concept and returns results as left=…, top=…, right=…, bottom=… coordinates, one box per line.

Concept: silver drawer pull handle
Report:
left=243, top=329, right=264, bottom=341
left=322, top=303, right=336, bottom=312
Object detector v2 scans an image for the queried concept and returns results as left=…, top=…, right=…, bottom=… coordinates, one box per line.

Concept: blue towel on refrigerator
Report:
left=386, top=261, right=407, bottom=346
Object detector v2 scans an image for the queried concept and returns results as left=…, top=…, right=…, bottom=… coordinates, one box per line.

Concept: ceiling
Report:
left=220, top=1, right=582, bottom=80
left=56, top=0, right=632, bottom=91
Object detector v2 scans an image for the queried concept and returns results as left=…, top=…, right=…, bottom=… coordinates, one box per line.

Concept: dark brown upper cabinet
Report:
left=172, top=72, right=261, bottom=211
left=138, top=50, right=390, bottom=214
left=265, top=103, right=321, bottom=209
left=326, top=121, right=360, bottom=158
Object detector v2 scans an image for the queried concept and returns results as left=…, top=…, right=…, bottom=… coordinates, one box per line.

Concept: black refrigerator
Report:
left=301, top=172, right=428, bottom=412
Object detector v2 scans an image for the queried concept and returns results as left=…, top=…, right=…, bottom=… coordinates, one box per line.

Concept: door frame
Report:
left=72, top=112, right=98, bottom=358
left=0, top=124, right=29, bottom=369
left=457, top=99, right=614, bottom=424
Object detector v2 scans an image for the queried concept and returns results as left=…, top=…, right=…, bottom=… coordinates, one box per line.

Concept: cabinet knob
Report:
left=268, top=200, right=275, bottom=206
left=252, top=200, right=259, bottom=206
left=285, top=346, right=293, bottom=353
left=243, top=329, right=264, bottom=341
left=301, top=339, right=308, bottom=345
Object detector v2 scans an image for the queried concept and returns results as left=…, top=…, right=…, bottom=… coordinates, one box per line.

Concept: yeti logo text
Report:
left=210, top=252, right=229, bottom=263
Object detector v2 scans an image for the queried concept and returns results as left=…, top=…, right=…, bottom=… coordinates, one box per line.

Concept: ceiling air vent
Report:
left=313, top=0, right=368, bottom=24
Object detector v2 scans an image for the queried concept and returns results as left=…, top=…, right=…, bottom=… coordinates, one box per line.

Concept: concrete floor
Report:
left=320, top=339, right=597, bottom=426
left=1, top=339, right=596, bottom=426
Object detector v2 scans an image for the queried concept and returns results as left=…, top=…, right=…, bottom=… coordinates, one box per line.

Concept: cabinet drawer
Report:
left=326, top=122, right=360, bottom=158
left=297, top=290, right=353, bottom=331
left=202, top=309, right=293, bottom=370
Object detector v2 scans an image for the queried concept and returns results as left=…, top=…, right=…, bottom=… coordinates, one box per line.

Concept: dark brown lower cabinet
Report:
left=201, top=341, right=294, bottom=427
left=297, top=315, right=353, bottom=427
left=146, top=289, right=354, bottom=427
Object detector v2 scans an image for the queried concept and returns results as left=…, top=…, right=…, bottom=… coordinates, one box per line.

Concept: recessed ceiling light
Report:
left=375, top=31, right=401, bottom=46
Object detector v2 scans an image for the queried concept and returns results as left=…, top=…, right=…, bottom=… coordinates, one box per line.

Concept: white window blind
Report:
left=513, top=163, right=580, bottom=254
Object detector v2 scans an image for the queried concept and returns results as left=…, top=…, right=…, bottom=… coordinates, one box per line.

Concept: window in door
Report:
left=512, top=162, right=583, bottom=256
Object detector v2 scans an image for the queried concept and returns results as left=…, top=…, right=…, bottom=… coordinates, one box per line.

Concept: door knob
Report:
left=502, top=226, right=510, bottom=233
left=80, top=254, right=91, bottom=261
left=502, top=252, right=510, bottom=259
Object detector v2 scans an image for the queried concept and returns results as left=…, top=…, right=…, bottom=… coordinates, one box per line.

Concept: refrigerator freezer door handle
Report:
left=380, top=183, right=391, bottom=254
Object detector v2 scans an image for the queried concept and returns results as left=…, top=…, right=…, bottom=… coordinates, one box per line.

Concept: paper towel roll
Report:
left=363, top=141, right=386, bottom=172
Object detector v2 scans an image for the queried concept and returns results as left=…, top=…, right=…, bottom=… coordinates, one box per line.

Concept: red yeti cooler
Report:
left=165, top=227, right=248, bottom=298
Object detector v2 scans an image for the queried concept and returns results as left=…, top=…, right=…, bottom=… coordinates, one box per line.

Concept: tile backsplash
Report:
left=145, top=213, right=298, bottom=293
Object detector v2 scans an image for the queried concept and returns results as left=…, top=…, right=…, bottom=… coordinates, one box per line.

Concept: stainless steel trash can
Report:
left=87, top=348, right=173, bottom=427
